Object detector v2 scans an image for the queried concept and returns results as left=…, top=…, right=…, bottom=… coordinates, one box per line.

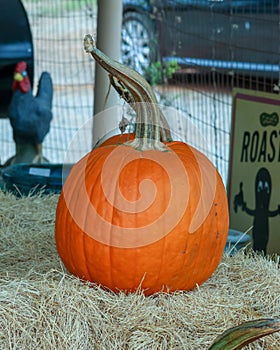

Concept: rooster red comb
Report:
left=12, top=61, right=31, bottom=93
left=15, top=61, right=27, bottom=73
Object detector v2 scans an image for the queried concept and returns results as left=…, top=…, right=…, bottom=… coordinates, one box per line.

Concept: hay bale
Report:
left=0, top=190, right=279, bottom=349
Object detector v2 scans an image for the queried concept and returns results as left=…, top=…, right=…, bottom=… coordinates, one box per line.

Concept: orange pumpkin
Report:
left=56, top=140, right=228, bottom=295
left=55, top=34, right=229, bottom=296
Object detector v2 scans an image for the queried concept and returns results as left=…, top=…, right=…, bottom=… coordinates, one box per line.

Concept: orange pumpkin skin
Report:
left=55, top=141, right=229, bottom=296
left=99, top=133, right=135, bottom=147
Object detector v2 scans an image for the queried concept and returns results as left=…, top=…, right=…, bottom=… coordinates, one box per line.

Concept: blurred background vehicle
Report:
left=121, top=0, right=279, bottom=80
left=0, top=0, right=34, bottom=117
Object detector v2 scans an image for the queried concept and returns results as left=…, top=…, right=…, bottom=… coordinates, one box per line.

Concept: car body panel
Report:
left=123, top=0, right=279, bottom=78
left=0, top=0, right=34, bottom=116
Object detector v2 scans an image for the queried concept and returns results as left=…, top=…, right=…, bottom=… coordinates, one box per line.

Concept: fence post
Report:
left=92, top=0, right=123, bottom=147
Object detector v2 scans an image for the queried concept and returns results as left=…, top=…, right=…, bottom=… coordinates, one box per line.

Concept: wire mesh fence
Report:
left=1, top=0, right=279, bottom=186
left=1, top=0, right=97, bottom=165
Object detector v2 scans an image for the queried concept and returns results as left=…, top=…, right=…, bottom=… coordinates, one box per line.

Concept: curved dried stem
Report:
left=84, top=34, right=171, bottom=150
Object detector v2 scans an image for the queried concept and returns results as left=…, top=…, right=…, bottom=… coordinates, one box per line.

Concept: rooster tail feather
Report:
left=36, top=72, right=53, bottom=108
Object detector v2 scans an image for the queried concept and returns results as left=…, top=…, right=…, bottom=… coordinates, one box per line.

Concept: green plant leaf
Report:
left=208, top=318, right=280, bottom=350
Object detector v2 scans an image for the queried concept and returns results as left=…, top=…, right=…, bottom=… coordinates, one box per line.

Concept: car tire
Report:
left=121, top=11, right=158, bottom=76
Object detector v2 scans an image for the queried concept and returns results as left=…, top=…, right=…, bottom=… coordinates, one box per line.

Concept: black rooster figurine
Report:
left=4, top=61, right=53, bottom=166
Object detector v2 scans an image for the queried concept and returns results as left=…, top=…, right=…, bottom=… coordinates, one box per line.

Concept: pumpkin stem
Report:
left=84, top=34, right=172, bottom=151
left=208, top=318, right=280, bottom=350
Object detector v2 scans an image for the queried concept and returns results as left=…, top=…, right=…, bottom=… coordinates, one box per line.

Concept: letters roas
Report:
left=240, top=130, right=280, bottom=162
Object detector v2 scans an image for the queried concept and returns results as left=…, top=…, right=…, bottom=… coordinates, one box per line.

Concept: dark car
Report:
left=122, top=0, right=279, bottom=79
left=0, top=0, right=34, bottom=117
